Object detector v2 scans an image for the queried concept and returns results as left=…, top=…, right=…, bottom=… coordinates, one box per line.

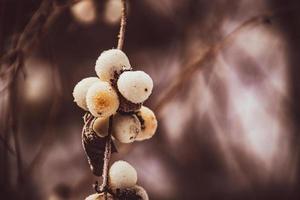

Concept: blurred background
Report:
left=1, top=0, right=300, bottom=199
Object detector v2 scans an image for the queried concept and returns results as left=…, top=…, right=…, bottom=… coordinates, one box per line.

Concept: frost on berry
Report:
left=112, top=113, right=141, bottom=143
left=135, top=106, right=157, bottom=141
left=73, top=77, right=99, bottom=111
left=95, top=49, right=131, bottom=83
left=109, top=160, right=138, bottom=189
left=92, top=117, right=109, bottom=137
left=86, top=81, right=120, bottom=118
left=115, top=185, right=149, bottom=200
left=117, top=71, right=153, bottom=104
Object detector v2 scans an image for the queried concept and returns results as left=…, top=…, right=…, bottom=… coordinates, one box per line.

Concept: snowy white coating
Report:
left=95, top=49, right=131, bottom=82
left=86, top=81, right=119, bottom=118
left=73, top=77, right=99, bottom=111
left=117, top=71, right=153, bottom=103
left=93, top=117, right=109, bottom=137
left=109, top=160, right=138, bottom=189
left=135, top=106, right=157, bottom=141
left=112, top=113, right=141, bottom=143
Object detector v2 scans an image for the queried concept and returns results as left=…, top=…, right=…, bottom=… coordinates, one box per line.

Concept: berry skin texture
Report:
left=117, top=71, right=153, bottom=104
left=73, top=77, right=99, bottom=111
left=95, top=49, right=131, bottom=82
left=109, top=160, right=138, bottom=189
left=92, top=117, right=109, bottom=137
left=135, top=106, right=157, bottom=141
left=86, top=81, right=119, bottom=118
left=112, top=113, right=141, bottom=143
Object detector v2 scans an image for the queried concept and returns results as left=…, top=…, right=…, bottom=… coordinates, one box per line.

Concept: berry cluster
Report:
left=73, top=49, right=157, bottom=200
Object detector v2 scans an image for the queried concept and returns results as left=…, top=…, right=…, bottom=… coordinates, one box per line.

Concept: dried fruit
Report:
left=117, top=71, right=153, bottom=104
left=135, top=106, right=157, bottom=141
left=86, top=81, right=119, bottom=118
left=112, top=113, right=141, bottom=143
left=109, top=160, right=137, bottom=189
left=73, top=77, right=99, bottom=110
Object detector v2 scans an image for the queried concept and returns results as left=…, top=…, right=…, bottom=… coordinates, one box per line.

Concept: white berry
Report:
left=73, top=77, right=99, bottom=111
left=112, top=113, right=141, bottom=143
left=95, top=49, right=131, bottom=82
left=109, top=160, right=137, bottom=189
left=86, top=81, right=119, bottom=118
left=93, top=117, right=109, bottom=137
left=117, top=71, right=153, bottom=104
left=135, top=106, right=157, bottom=141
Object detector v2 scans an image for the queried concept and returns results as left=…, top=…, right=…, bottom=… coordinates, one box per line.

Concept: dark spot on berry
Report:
left=145, top=88, right=148, bottom=92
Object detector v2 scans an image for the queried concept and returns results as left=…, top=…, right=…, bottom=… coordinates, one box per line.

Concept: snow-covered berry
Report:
left=135, top=106, right=157, bottom=141
left=117, top=71, right=153, bottom=104
left=109, top=160, right=137, bottom=189
left=73, top=77, right=99, bottom=111
left=95, top=49, right=131, bottom=82
left=112, top=113, right=141, bottom=143
left=92, top=117, right=109, bottom=137
left=86, top=81, right=119, bottom=118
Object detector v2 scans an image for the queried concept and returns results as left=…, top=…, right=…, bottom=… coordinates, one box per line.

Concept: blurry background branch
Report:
left=154, top=7, right=294, bottom=113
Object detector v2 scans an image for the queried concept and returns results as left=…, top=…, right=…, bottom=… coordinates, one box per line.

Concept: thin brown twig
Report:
left=154, top=6, right=297, bottom=113
left=98, top=1, right=127, bottom=199
left=0, top=0, right=84, bottom=187
left=0, top=135, right=15, bottom=155
left=101, top=116, right=113, bottom=200
left=0, top=0, right=81, bottom=92
left=117, top=0, right=127, bottom=50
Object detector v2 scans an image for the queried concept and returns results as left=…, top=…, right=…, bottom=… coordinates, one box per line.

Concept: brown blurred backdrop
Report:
left=1, top=0, right=300, bottom=199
